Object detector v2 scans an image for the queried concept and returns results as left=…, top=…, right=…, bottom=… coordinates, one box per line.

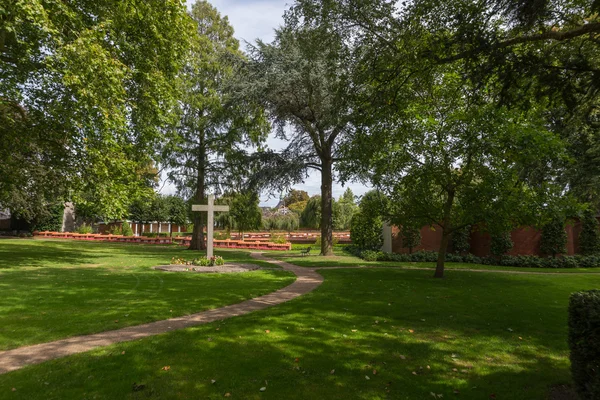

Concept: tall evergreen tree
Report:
left=163, top=1, right=269, bottom=250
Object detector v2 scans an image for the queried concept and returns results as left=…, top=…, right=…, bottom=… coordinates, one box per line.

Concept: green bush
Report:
left=451, top=225, right=471, bottom=254
left=214, top=231, right=230, bottom=240
left=192, top=256, right=225, bottom=267
left=490, top=231, right=513, bottom=257
left=108, top=225, right=122, bottom=235
left=77, top=223, right=93, bottom=234
left=143, top=232, right=158, bottom=238
left=350, top=211, right=383, bottom=250
left=271, top=233, right=288, bottom=244
left=32, top=203, right=64, bottom=232
left=401, top=226, right=421, bottom=254
left=361, top=250, right=380, bottom=261
left=541, top=217, right=567, bottom=257
left=121, top=221, right=134, bottom=237
left=349, top=248, right=600, bottom=269
left=579, top=209, right=600, bottom=255
left=568, top=290, right=600, bottom=399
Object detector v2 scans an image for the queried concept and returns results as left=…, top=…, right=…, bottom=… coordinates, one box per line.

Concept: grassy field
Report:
left=0, top=239, right=294, bottom=350
left=1, top=254, right=599, bottom=399
left=265, top=247, right=600, bottom=273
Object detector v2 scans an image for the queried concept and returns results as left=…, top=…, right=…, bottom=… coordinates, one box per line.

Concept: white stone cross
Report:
left=191, top=195, right=230, bottom=258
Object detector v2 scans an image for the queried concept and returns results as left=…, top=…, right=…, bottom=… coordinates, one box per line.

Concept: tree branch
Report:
left=438, top=22, right=600, bottom=63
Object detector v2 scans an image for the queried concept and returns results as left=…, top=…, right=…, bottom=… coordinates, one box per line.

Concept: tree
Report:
left=229, top=191, right=262, bottom=239
left=490, top=231, right=514, bottom=257
left=1, top=0, right=193, bottom=221
left=288, top=201, right=308, bottom=215
left=300, top=196, right=321, bottom=229
left=350, top=190, right=390, bottom=250
left=402, top=226, right=421, bottom=254
left=541, top=216, right=568, bottom=257
left=293, top=0, right=600, bottom=209
left=579, top=209, right=600, bottom=255
left=165, top=196, right=188, bottom=236
left=347, top=71, right=566, bottom=278
left=163, top=1, right=269, bottom=250
left=246, top=22, right=357, bottom=256
left=332, top=190, right=358, bottom=230
left=283, top=189, right=310, bottom=206
left=451, top=226, right=472, bottom=255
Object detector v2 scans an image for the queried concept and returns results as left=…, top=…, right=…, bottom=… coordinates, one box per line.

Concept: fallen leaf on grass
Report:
left=11, top=388, right=16, bottom=392
left=351, top=329, right=357, bottom=332
left=412, top=371, right=417, bottom=375
left=224, top=393, right=231, bottom=397
left=409, top=329, right=414, bottom=333
left=265, top=330, right=270, bottom=334
left=330, top=369, right=335, bottom=374
left=453, top=389, right=460, bottom=394
left=365, top=375, right=370, bottom=380
left=260, top=387, right=266, bottom=392
left=373, top=369, right=377, bottom=375
left=114, top=320, right=119, bottom=323
left=211, top=380, right=216, bottom=384
left=121, top=351, right=125, bottom=355
left=161, top=366, right=170, bottom=371
left=294, top=358, right=299, bottom=363
left=399, top=355, right=406, bottom=360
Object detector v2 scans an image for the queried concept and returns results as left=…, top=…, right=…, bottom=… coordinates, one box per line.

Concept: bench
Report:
left=300, top=246, right=311, bottom=257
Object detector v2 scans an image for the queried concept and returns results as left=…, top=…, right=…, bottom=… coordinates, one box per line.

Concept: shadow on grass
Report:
left=0, top=263, right=295, bottom=350
left=1, top=268, right=597, bottom=399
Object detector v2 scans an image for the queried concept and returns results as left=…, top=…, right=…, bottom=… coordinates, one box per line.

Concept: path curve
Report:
left=0, top=253, right=323, bottom=375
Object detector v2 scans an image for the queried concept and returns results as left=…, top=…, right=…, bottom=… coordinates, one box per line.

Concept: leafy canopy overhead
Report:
left=1, top=0, right=194, bottom=220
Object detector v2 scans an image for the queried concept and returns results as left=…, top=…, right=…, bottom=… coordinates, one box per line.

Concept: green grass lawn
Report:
left=265, top=248, right=600, bottom=273
left=1, top=264, right=598, bottom=399
left=0, top=239, right=294, bottom=350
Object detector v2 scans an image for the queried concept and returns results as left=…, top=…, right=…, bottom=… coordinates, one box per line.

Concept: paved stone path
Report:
left=0, top=253, right=323, bottom=375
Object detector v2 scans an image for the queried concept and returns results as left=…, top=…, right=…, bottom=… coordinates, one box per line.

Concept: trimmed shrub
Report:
left=32, top=203, right=64, bottom=232
left=353, top=250, right=600, bottom=269
left=540, top=217, right=567, bottom=257
left=569, top=290, right=600, bottom=399
left=402, top=226, right=421, bottom=254
left=350, top=211, right=383, bottom=251
left=579, top=209, right=600, bottom=255
left=451, top=226, right=471, bottom=254
left=490, top=231, right=513, bottom=257
left=77, top=223, right=93, bottom=234
left=108, top=225, right=122, bottom=235
left=121, top=221, right=134, bottom=237
left=360, top=250, right=380, bottom=261
left=271, top=234, right=288, bottom=244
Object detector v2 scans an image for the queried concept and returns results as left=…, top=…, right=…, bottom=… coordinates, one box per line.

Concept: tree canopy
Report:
left=163, top=0, right=269, bottom=250
left=1, top=0, right=194, bottom=221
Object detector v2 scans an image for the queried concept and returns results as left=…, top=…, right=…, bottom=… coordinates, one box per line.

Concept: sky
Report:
left=164, top=0, right=372, bottom=206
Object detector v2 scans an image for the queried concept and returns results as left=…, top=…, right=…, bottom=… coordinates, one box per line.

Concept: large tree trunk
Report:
left=434, top=189, right=456, bottom=278
left=189, top=140, right=206, bottom=251
left=320, top=153, right=334, bottom=256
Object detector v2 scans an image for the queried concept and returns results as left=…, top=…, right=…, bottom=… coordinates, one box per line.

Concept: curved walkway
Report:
left=0, top=253, right=323, bottom=375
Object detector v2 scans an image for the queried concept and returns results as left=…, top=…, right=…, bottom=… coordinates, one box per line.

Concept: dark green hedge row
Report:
left=569, top=290, right=600, bottom=399
left=345, top=246, right=600, bottom=268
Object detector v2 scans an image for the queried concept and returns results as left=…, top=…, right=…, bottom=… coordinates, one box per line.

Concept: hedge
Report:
left=345, top=246, right=600, bottom=268
left=569, top=290, right=600, bottom=399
